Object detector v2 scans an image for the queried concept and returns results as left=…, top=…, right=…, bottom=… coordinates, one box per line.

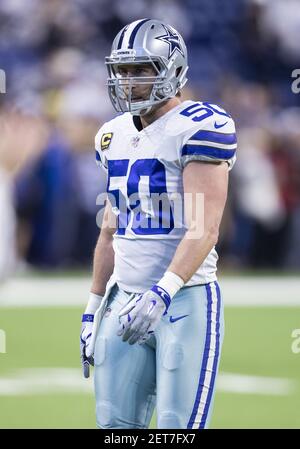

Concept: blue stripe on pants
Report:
left=187, top=282, right=221, bottom=429
left=199, top=281, right=221, bottom=428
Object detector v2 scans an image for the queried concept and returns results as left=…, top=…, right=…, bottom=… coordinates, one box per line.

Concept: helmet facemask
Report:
left=106, top=54, right=179, bottom=116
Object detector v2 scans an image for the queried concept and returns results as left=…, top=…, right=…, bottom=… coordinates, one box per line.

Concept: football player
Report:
left=80, top=18, right=237, bottom=429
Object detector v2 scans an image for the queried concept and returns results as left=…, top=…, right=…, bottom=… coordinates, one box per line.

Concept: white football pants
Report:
left=94, top=281, right=224, bottom=429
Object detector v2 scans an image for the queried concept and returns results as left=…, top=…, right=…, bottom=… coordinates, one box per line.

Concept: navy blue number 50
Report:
left=180, top=102, right=231, bottom=122
left=107, top=158, right=174, bottom=235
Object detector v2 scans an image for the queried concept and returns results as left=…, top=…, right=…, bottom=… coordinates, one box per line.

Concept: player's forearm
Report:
left=168, top=161, right=228, bottom=284
left=90, top=231, right=115, bottom=296
left=167, top=230, right=218, bottom=284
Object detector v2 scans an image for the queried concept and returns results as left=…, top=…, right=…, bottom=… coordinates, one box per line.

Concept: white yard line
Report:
left=217, top=372, right=295, bottom=396
left=0, top=368, right=93, bottom=395
left=0, top=368, right=296, bottom=396
left=0, top=277, right=300, bottom=307
left=0, top=278, right=91, bottom=307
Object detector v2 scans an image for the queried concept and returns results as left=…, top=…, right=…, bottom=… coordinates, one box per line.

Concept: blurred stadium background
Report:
left=0, top=0, right=300, bottom=429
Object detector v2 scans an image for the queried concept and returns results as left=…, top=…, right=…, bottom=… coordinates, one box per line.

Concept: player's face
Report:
left=115, top=64, right=156, bottom=102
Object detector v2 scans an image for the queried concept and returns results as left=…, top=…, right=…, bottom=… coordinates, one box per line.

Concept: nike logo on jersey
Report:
left=169, top=314, right=189, bottom=323
left=214, top=121, right=228, bottom=129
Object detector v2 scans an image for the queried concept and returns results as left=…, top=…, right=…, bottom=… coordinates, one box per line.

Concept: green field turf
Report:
left=0, top=306, right=300, bottom=428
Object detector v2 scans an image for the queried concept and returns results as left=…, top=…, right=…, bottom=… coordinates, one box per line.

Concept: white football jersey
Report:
left=95, top=100, right=237, bottom=292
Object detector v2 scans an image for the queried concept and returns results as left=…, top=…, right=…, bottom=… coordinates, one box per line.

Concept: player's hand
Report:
left=80, top=315, right=95, bottom=378
left=80, top=292, right=103, bottom=378
left=117, top=286, right=171, bottom=345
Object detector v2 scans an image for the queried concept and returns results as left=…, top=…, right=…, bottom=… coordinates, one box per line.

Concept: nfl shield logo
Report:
left=131, top=136, right=140, bottom=148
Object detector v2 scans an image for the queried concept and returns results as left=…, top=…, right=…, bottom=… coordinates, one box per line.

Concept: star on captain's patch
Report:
left=155, top=25, right=184, bottom=59
left=101, top=133, right=113, bottom=151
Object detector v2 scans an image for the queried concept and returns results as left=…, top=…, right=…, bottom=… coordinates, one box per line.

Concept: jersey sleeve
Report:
left=95, top=125, right=109, bottom=173
left=180, top=112, right=237, bottom=170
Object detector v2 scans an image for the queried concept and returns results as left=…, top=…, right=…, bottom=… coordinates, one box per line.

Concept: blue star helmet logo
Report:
left=156, top=25, right=184, bottom=59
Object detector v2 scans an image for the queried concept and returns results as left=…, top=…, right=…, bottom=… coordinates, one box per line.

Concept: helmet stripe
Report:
left=127, top=18, right=150, bottom=49
left=117, top=25, right=129, bottom=49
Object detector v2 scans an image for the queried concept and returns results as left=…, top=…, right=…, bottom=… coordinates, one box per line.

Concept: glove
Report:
left=80, top=314, right=94, bottom=378
left=80, top=292, right=103, bottom=378
left=118, top=272, right=184, bottom=345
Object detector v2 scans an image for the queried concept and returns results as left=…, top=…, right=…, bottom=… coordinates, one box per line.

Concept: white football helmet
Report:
left=106, top=18, right=188, bottom=116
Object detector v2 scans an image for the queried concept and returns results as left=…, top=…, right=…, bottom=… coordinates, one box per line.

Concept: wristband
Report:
left=151, top=271, right=184, bottom=311
left=82, top=314, right=94, bottom=323
left=84, top=292, right=103, bottom=315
